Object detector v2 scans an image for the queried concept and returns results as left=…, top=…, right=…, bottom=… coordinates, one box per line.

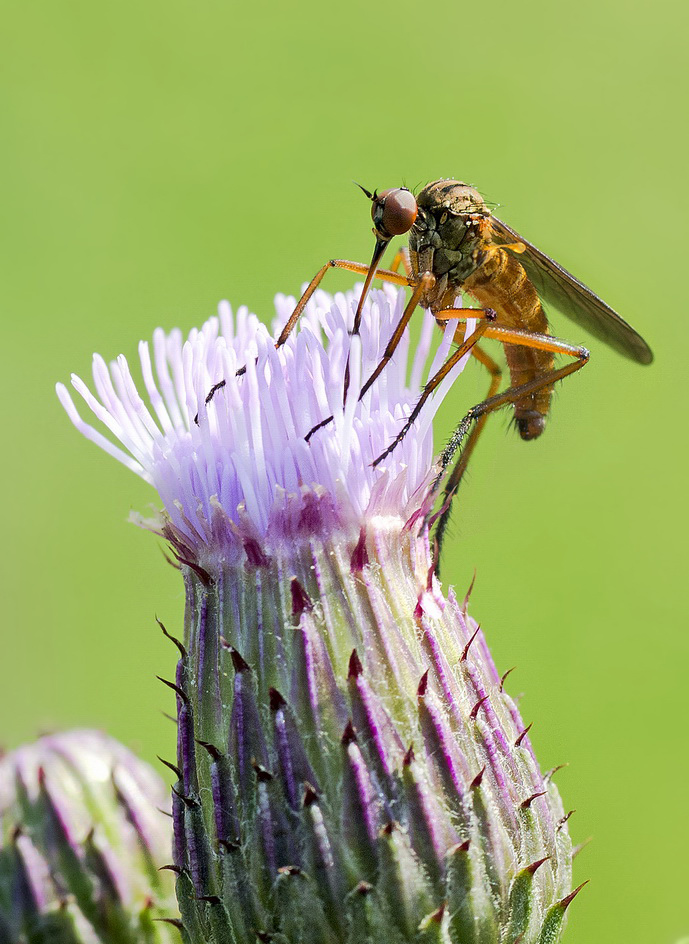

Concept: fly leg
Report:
left=306, top=271, right=433, bottom=440
left=423, top=325, right=589, bottom=543
left=196, top=259, right=412, bottom=422
left=433, top=344, right=502, bottom=565
left=305, top=299, right=497, bottom=442
left=366, top=316, right=495, bottom=465
left=387, top=247, right=412, bottom=276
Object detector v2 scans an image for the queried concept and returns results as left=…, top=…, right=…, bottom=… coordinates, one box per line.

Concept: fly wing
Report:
left=491, top=216, right=653, bottom=364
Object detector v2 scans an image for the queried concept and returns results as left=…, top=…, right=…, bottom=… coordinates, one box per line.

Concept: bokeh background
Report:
left=2, top=1, right=686, bottom=941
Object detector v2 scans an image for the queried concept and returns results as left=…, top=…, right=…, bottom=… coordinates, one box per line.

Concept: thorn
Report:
left=403, top=743, right=415, bottom=766
left=520, top=791, right=547, bottom=810
left=159, top=545, right=181, bottom=570
left=252, top=761, right=273, bottom=783
left=470, top=766, right=486, bottom=790
left=354, top=880, right=374, bottom=895
left=156, top=617, right=187, bottom=658
left=427, top=902, right=446, bottom=924
left=515, top=722, right=533, bottom=747
left=196, top=740, right=222, bottom=762
left=462, top=568, right=477, bottom=610
left=157, top=808, right=173, bottom=818
left=559, top=880, right=590, bottom=911
left=470, top=694, right=489, bottom=720
left=290, top=577, right=313, bottom=617
left=426, top=552, right=437, bottom=591
left=158, top=864, right=182, bottom=874
left=170, top=552, right=213, bottom=587
left=348, top=649, right=363, bottom=679
left=525, top=855, right=550, bottom=875
left=341, top=720, right=358, bottom=745
left=448, top=839, right=471, bottom=855
left=228, top=647, right=251, bottom=674
left=499, top=666, right=516, bottom=692
left=157, top=756, right=182, bottom=779
left=381, top=821, right=398, bottom=837
left=461, top=626, right=481, bottom=662
left=154, top=918, right=184, bottom=929
left=269, top=688, right=286, bottom=711
left=243, top=538, right=270, bottom=568
left=417, top=669, right=429, bottom=698
left=161, top=712, right=177, bottom=724
left=156, top=676, right=190, bottom=706
left=218, top=838, right=240, bottom=853
left=572, top=837, right=593, bottom=859
left=170, top=786, right=199, bottom=810
left=544, top=763, right=569, bottom=783
left=197, top=895, right=221, bottom=905
left=557, top=810, right=576, bottom=830
left=426, top=485, right=455, bottom=531
left=302, top=783, right=319, bottom=807
left=278, top=865, right=304, bottom=877
left=350, top=527, right=369, bottom=572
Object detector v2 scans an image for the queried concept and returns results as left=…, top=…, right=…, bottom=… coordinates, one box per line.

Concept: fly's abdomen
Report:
left=464, top=248, right=553, bottom=440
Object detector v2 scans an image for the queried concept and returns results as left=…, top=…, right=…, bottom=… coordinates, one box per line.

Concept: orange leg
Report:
left=196, top=259, right=413, bottom=421
left=370, top=318, right=494, bottom=467
left=388, top=248, right=412, bottom=276
left=421, top=327, right=590, bottom=533
left=277, top=259, right=411, bottom=347
left=306, top=271, right=434, bottom=441
left=305, top=299, right=497, bottom=442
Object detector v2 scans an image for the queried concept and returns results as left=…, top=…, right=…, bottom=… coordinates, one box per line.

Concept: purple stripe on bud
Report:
left=269, top=688, right=320, bottom=810
left=340, top=723, right=380, bottom=878
left=347, top=649, right=404, bottom=787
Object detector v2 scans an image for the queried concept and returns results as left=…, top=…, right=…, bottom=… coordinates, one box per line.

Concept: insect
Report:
left=295, top=179, right=651, bottom=551
left=201, top=179, right=652, bottom=554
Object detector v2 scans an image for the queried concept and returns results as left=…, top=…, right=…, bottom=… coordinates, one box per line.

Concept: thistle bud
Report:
left=59, top=285, right=581, bottom=942
left=0, top=730, right=180, bottom=943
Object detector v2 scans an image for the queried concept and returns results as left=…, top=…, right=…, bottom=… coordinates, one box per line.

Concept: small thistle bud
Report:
left=0, top=730, right=180, bottom=943
left=59, top=285, right=579, bottom=942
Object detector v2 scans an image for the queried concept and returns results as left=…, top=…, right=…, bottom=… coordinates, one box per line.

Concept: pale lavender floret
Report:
left=57, top=285, right=474, bottom=557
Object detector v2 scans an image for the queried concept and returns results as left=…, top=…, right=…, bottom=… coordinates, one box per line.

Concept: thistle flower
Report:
left=58, top=284, right=581, bottom=943
left=0, top=729, right=180, bottom=943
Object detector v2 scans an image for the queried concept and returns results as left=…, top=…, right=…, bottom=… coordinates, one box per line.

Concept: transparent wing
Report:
left=491, top=216, right=653, bottom=364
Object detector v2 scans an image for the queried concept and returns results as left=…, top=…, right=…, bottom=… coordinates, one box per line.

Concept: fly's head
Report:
left=410, top=179, right=491, bottom=311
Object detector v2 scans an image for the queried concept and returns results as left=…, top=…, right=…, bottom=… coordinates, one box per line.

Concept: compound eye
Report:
left=372, top=188, right=418, bottom=237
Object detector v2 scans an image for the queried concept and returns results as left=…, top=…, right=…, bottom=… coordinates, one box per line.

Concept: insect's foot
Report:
left=371, top=439, right=399, bottom=468
left=194, top=378, right=228, bottom=425
left=305, top=414, right=334, bottom=443
left=206, top=379, right=227, bottom=404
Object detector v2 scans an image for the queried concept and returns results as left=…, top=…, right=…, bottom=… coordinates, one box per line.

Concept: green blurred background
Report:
left=2, top=0, right=686, bottom=940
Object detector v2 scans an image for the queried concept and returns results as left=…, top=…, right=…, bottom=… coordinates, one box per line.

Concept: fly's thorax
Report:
left=409, top=178, right=492, bottom=311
